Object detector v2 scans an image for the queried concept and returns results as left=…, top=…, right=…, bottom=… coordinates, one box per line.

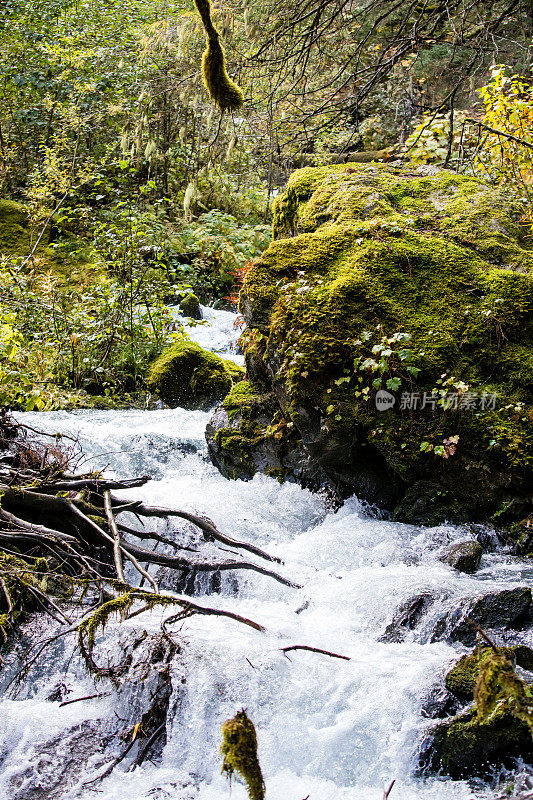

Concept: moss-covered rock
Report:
left=421, top=647, right=533, bottom=778
left=419, top=705, right=533, bottom=779
left=445, top=645, right=533, bottom=701
left=211, top=163, right=533, bottom=523
left=178, top=291, right=202, bottom=319
left=205, top=380, right=323, bottom=484
left=146, top=339, right=244, bottom=409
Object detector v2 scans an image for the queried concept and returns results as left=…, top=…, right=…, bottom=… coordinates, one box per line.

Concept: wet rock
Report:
left=420, top=684, right=463, bottom=720
left=430, top=587, right=532, bottom=646
left=419, top=706, right=533, bottom=779
left=206, top=381, right=328, bottom=489
left=439, top=540, right=483, bottom=573
left=379, top=591, right=435, bottom=643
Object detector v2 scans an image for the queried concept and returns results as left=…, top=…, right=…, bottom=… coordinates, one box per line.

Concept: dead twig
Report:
left=280, top=645, right=350, bottom=660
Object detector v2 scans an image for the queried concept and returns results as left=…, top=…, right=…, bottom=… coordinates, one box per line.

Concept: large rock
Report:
left=147, top=339, right=244, bottom=409
left=430, top=586, right=532, bottom=646
left=419, top=706, right=533, bottom=779
left=208, top=163, right=533, bottom=524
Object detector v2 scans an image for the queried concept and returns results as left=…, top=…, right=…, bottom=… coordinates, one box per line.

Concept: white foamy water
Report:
left=177, top=304, right=245, bottom=365
left=1, top=311, right=529, bottom=800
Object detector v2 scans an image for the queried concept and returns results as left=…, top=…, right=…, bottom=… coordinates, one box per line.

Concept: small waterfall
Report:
left=1, top=310, right=528, bottom=800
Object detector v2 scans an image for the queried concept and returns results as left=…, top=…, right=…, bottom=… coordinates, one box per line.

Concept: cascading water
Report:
left=1, top=307, right=530, bottom=800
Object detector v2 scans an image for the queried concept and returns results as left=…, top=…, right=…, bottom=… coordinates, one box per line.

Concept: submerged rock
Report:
left=147, top=339, right=244, bottom=409
left=439, top=540, right=483, bottom=573
left=208, top=163, right=533, bottom=524
left=430, top=587, right=532, bottom=646
left=5, top=630, right=177, bottom=799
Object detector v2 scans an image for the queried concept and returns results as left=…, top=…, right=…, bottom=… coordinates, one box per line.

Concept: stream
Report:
left=1, top=306, right=531, bottom=800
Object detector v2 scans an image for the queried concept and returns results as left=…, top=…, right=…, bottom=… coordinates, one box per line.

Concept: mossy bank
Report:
left=207, top=163, right=533, bottom=526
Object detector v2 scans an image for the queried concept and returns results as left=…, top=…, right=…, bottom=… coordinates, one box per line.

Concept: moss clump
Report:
left=221, top=710, right=265, bottom=800
left=446, top=645, right=533, bottom=700
left=178, top=292, right=201, bottom=319
left=146, top=338, right=244, bottom=409
left=234, top=163, right=533, bottom=521
left=193, top=0, right=244, bottom=112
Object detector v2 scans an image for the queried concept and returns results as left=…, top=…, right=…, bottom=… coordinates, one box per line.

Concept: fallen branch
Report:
left=59, top=692, right=111, bottom=707
left=111, top=497, right=283, bottom=564
left=280, top=645, right=350, bottom=660
left=162, top=598, right=266, bottom=632
left=104, top=490, right=125, bottom=583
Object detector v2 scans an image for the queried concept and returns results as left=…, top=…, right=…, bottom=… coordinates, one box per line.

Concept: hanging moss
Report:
left=193, top=0, right=244, bottom=112
left=77, top=588, right=191, bottom=675
left=221, top=710, right=265, bottom=800
left=446, top=644, right=533, bottom=700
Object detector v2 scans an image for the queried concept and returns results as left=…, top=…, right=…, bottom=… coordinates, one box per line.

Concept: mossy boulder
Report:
left=147, top=339, right=244, bottom=409
left=419, top=705, right=533, bottom=779
left=421, top=647, right=533, bottom=778
left=177, top=291, right=202, bottom=319
left=210, top=163, right=533, bottom=523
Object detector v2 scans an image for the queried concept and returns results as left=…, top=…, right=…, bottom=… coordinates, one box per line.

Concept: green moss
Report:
left=236, top=163, right=533, bottom=519
left=221, top=710, right=265, bottom=800
left=445, top=645, right=533, bottom=700
left=0, top=198, right=99, bottom=288
left=146, top=338, right=244, bottom=409
left=194, top=0, right=244, bottom=112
